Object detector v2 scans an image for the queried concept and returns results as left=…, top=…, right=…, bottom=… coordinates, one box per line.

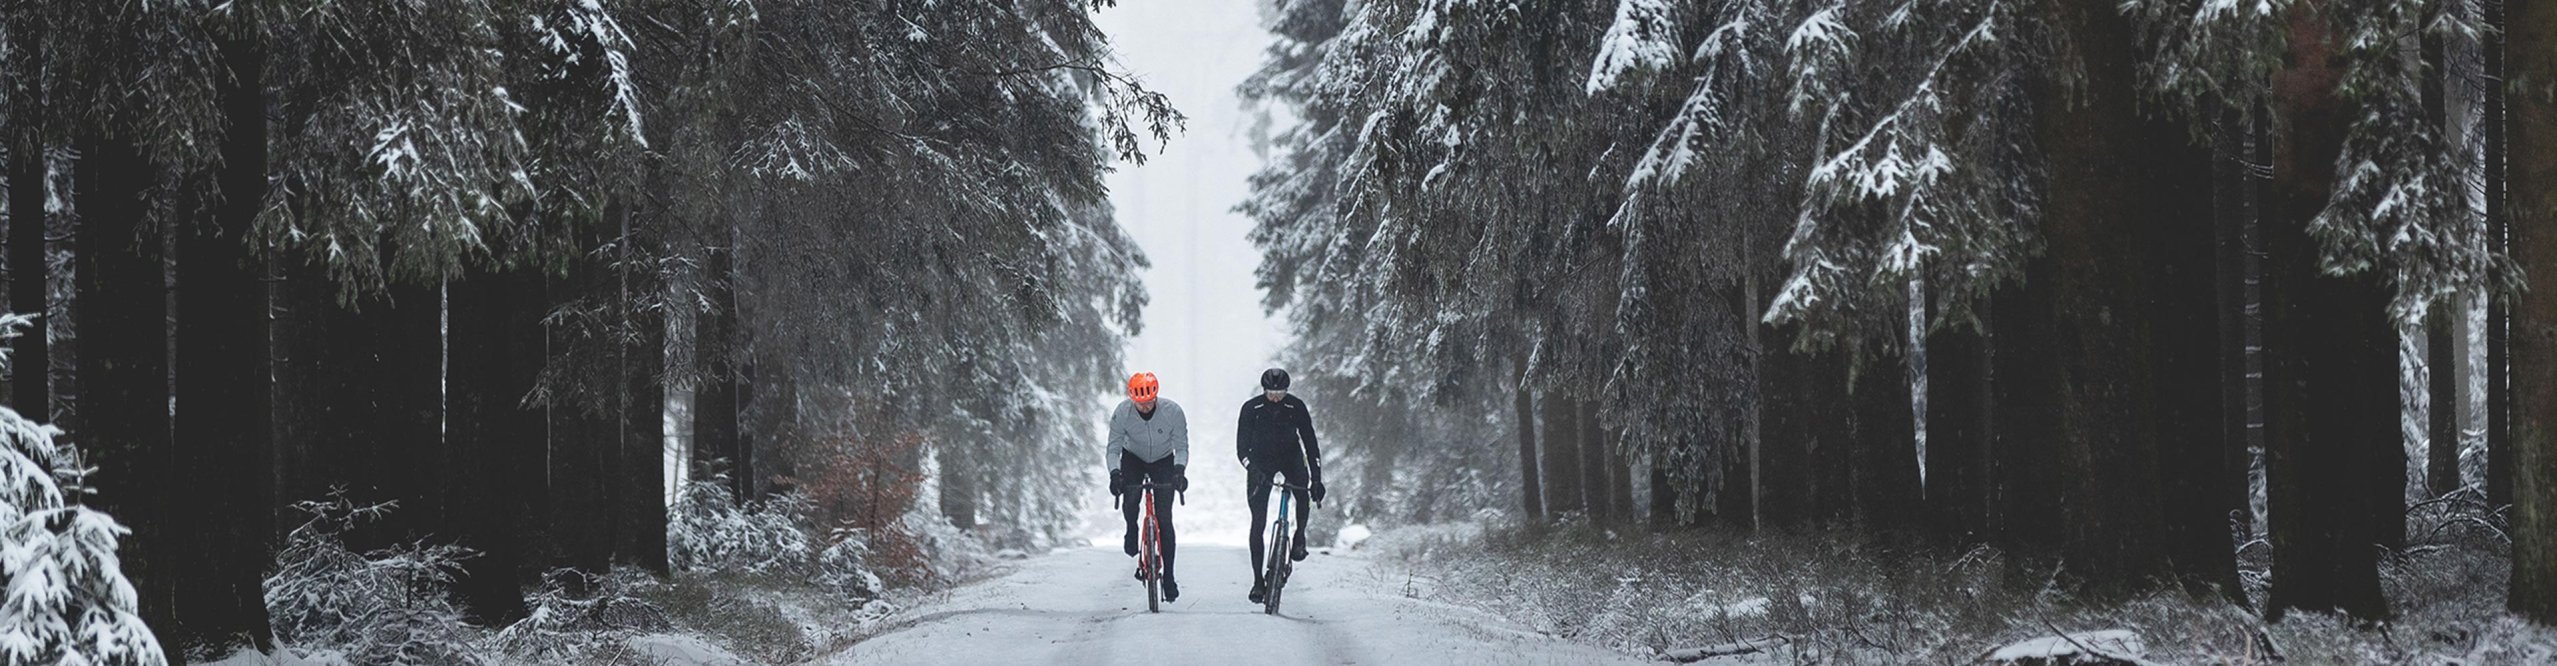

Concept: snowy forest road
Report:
left=824, top=545, right=1652, bottom=665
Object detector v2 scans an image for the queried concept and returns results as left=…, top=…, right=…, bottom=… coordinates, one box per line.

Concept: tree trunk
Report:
left=1756, top=346, right=1816, bottom=528
left=547, top=259, right=617, bottom=579
left=2262, top=2, right=2394, bottom=620
left=1806, top=352, right=1856, bottom=526
left=2152, top=132, right=2246, bottom=604
left=1540, top=388, right=1583, bottom=517
left=941, top=443, right=979, bottom=530
left=2486, top=0, right=2516, bottom=511
left=616, top=205, right=668, bottom=575
left=2430, top=308, right=2461, bottom=495
left=692, top=246, right=746, bottom=498
left=1647, top=440, right=1675, bottom=529
left=1743, top=265, right=1764, bottom=532
left=1577, top=398, right=1608, bottom=523
left=77, top=137, right=234, bottom=654
left=7, top=138, right=44, bottom=418
left=445, top=267, right=540, bottom=625
left=1608, top=422, right=1635, bottom=524
left=1925, top=312, right=1991, bottom=541
left=2031, top=0, right=2199, bottom=598
left=1990, top=269, right=2063, bottom=562
left=742, top=350, right=797, bottom=498
left=374, top=284, right=445, bottom=542
left=170, top=36, right=282, bottom=658
left=1514, top=380, right=1543, bottom=521
left=2217, top=109, right=2273, bottom=542
left=2423, top=17, right=2463, bottom=500
left=272, top=271, right=442, bottom=549
left=2503, top=0, right=2557, bottom=623
left=1848, top=351, right=1919, bottom=534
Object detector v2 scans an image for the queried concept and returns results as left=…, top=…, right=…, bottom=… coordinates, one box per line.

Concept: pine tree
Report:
left=0, top=317, right=166, bottom=666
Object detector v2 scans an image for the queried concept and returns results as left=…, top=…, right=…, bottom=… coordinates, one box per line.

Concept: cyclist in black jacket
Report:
left=1237, top=367, right=1323, bottom=604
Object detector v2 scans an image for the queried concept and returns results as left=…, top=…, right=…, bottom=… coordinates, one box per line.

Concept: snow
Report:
left=627, top=632, right=746, bottom=665
left=1587, top=0, right=1680, bottom=94
left=1333, top=523, right=1372, bottom=549
left=200, top=647, right=347, bottom=666
left=1678, top=590, right=1815, bottom=618
left=1981, top=629, right=2148, bottom=665
left=827, top=545, right=1655, bottom=665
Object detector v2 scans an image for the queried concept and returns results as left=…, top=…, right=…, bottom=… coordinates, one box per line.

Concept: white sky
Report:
left=1080, top=0, right=1289, bottom=548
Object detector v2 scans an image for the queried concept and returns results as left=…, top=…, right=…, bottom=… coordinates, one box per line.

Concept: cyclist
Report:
left=1236, top=367, right=1323, bottom=604
left=1108, top=371, right=1189, bottom=602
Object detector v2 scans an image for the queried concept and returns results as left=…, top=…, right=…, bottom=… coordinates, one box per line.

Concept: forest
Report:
left=0, top=1, right=1173, bottom=663
left=1240, top=0, right=2553, bottom=640
left=3, top=0, right=2556, bottom=663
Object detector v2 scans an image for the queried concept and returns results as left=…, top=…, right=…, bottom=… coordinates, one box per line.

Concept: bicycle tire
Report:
left=1143, top=510, right=1161, bottom=613
left=1264, top=527, right=1288, bottom=615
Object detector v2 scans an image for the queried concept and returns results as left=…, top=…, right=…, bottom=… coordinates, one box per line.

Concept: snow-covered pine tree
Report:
left=2311, top=0, right=2505, bottom=513
left=2123, top=0, right=2515, bottom=619
left=1592, top=0, right=1811, bottom=529
left=0, top=313, right=166, bottom=666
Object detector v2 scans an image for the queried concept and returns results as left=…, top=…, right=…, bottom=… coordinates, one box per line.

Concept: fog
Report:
left=1081, top=1, right=1289, bottom=549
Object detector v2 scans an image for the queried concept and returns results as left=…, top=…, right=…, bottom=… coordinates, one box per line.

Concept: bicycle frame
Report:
left=1116, top=479, right=1182, bottom=613
left=1259, top=481, right=1313, bottom=615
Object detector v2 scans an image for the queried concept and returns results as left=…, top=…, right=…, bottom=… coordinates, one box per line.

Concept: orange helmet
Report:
left=1127, top=372, right=1160, bottom=405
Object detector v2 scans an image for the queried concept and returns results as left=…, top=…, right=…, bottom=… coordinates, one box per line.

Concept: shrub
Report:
left=263, top=492, right=484, bottom=665
left=490, top=569, right=672, bottom=664
left=669, top=473, right=882, bottom=599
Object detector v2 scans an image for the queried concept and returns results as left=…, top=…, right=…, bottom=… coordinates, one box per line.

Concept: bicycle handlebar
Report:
left=1112, top=479, right=1185, bottom=509
left=1259, top=481, right=1320, bottom=508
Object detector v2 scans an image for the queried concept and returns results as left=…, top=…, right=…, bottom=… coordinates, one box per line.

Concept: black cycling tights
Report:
left=1245, top=463, right=1310, bottom=584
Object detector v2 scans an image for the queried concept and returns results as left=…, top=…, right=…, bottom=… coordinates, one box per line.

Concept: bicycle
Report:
left=1114, top=479, right=1183, bottom=613
left=1257, top=481, right=1316, bottom=616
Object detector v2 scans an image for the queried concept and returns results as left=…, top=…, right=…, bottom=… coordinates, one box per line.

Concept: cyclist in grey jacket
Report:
left=1109, top=372, right=1189, bottom=601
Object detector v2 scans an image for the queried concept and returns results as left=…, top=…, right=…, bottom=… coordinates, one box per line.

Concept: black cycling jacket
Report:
left=1236, top=393, right=1321, bottom=469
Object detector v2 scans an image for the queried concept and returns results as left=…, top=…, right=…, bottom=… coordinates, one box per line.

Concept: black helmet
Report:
left=1260, top=368, right=1291, bottom=391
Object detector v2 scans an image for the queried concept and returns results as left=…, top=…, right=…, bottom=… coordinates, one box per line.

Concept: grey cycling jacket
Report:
left=1106, top=398, right=1189, bottom=470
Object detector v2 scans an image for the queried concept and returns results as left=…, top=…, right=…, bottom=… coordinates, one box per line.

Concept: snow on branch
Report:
left=1767, top=0, right=2038, bottom=348
left=1587, top=0, right=1680, bottom=95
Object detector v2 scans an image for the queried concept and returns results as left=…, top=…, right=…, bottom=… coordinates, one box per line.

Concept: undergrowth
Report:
left=1376, top=517, right=2557, bottom=664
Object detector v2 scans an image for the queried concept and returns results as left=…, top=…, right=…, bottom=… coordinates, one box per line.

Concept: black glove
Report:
left=1110, top=469, right=1126, bottom=496
left=1169, top=465, right=1189, bottom=493
left=1309, top=464, right=1326, bottom=503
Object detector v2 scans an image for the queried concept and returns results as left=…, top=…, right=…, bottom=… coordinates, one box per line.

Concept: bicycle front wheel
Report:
left=1144, top=552, right=1160, bottom=613
left=1263, top=529, right=1289, bottom=615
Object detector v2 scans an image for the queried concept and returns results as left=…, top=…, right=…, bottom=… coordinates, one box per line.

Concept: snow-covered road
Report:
left=825, top=545, right=1653, bottom=665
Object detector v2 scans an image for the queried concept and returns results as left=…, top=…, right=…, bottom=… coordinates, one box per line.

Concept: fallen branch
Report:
left=1661, top=635, right=1787, bottom=663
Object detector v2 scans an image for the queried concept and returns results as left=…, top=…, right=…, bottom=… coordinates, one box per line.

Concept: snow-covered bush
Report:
left=262, top=492, right=484, bottom=665
left=668, top=475, right=882, bottom=598
left=669, top=476, right=813, bottom=575
left=490, top=569, right=672, bottom=664
left=815, top=529, right=885, bottom=599
left=0, top=312, right=167, bottom=666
